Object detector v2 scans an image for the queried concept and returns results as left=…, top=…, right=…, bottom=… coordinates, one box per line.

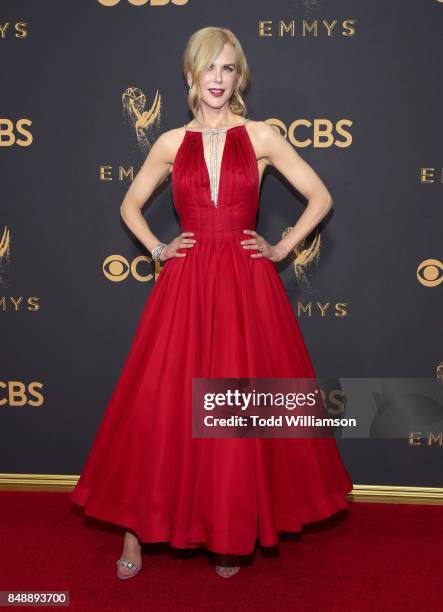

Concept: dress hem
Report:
left=71, top=484, right=352, bottom=556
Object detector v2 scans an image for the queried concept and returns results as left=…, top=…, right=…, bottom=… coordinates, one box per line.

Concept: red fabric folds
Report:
left=71, top=124, right=353, bottom=555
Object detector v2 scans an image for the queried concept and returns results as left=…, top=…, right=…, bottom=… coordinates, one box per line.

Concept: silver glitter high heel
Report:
left=214, top=554, right=240, bottom=578
left=116, top=558, right=142, bottom=580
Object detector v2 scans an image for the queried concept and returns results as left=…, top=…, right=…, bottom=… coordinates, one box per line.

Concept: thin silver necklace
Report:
left=190, top=117, right=249, bottom=132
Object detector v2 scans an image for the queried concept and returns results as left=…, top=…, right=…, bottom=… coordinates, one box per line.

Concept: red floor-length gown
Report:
left=71, top=120, right=353, bottom=555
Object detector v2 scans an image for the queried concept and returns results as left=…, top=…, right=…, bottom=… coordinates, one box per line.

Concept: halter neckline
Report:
left=185, top=120, right=250, bottom=206
left=172, top=117, right=258, bottom=209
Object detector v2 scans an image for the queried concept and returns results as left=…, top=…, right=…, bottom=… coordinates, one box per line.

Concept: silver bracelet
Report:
left=151, top=242, right=167, bottom=262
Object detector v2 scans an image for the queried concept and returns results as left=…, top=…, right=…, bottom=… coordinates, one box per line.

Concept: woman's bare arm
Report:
left=119, top=130, right=179, bottom=253
left=251, top=121, right=333, bottom=259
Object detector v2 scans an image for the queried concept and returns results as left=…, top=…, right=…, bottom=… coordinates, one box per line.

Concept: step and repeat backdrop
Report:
left=1, top=1, right=442, bottom=488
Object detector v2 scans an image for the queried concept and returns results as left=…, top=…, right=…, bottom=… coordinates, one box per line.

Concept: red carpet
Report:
left=0, top=491, right=441, bottom=611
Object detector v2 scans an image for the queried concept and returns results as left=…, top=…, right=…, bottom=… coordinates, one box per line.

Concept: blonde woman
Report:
left=71, top=26, right=353, bottom=579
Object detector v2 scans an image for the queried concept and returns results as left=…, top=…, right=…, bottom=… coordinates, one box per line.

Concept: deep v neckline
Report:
left=185, top=121, right=250, bottom=208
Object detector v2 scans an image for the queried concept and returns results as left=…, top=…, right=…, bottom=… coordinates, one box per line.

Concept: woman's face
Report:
left=194, top=43, right=238, bottom=110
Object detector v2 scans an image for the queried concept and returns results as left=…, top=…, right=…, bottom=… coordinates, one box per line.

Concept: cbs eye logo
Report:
left=98, top=0, right=188, bottom=6
left=103, top=254, right=156, bottom=282
left=416, top=259, right=443, bottom=287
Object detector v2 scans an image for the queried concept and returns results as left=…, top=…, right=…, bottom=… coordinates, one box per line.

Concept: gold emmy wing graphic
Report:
left=122, top=87, right=161, bottom=151
left=0, top=225, right=11, bottom=284
left=282, top=225, right=321, bottom=285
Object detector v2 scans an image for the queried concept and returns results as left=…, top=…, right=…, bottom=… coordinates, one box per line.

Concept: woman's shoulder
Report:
left=156, top=125, right=186, bottom=144
left=150, top=126, right=187, bottom=166
left=246, top=119, right=277, bottom=140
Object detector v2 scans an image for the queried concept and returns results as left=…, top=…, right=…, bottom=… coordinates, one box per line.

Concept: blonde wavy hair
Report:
left=182, top=27, right=251, bottom=120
